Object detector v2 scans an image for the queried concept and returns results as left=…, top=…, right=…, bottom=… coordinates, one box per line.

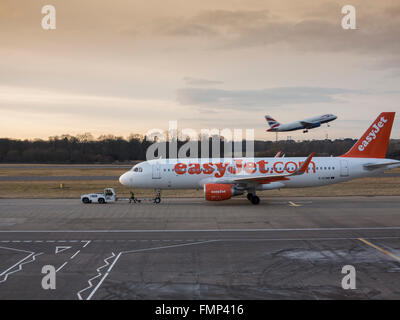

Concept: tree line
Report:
left=0, top=134, right=399, bottom=163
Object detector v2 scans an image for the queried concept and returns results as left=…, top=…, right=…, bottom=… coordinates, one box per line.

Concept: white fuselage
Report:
left=271, top=114, right=337, bottom=132
left=119, top=157, right=399, bottom=190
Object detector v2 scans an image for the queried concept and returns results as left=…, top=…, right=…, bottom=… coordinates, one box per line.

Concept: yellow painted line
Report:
left=358, top=238, right=400, bottom=262
left=288, top=201, right=302, bottom=207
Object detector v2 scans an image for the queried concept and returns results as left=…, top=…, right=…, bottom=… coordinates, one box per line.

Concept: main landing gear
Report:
left=154, top=189, right=161, bottom=204
left=303, top=129, right=309, bottom=133
left=247, top=193, right=260, bottom=205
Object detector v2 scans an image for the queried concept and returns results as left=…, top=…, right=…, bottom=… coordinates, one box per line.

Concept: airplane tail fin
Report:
left=341, top=112, right=395, bottom=158
left=265, top=115, right=280, bottom=131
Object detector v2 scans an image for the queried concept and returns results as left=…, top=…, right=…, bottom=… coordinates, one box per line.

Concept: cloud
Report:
left=183, top=77, right=223, bottom=86
left=176, top=86, right=363, bottom=109
left=154, top=6, right=400, bottom=56
left=155, top=9, right=271, bottom=37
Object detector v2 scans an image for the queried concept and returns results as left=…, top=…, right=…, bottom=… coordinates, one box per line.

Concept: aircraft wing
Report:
left=217, top=153, right=314, bottom=185
left=363, top=161, right=400, bottom=170
left=300, top=121, right=320, bottom=129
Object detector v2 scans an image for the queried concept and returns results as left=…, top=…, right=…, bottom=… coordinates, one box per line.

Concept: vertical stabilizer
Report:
left=341, top=112, right=395, bottom=158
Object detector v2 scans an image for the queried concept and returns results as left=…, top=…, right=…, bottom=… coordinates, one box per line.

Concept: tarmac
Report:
left=0, top=196, right=399, bottom=299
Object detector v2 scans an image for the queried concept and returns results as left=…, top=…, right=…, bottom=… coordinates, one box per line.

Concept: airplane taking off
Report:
left=119, top=112, right=399, bottom=205
left=265, top=114, right=337, bottom=133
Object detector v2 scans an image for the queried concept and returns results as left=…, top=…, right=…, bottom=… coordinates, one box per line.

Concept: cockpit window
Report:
left=133, top=167, right=143, bottom=172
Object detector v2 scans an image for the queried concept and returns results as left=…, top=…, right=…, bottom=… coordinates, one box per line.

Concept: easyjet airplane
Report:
left=266, top=114, right=337, bottom=133
left=119, top=112, right=399, bottom=205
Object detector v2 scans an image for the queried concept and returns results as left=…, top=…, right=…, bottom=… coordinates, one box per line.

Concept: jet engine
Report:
left=310, top=122, right=321, bottom=129
left=204, top=183, right=243, bottom=201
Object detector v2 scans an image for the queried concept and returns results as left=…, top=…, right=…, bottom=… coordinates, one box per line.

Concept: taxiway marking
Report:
left=70, top=250, right=80, bottom=260
left=80, top=240, right=218, bottom=300
left=288, top=201, right=302, bottom=207
left=56, top=262, right=68, bottom=273
left=359, top=238, right=400, bottom=262
left=55, top=246, right=71, bottom=254
left=1, top=226, right=400, bottom=233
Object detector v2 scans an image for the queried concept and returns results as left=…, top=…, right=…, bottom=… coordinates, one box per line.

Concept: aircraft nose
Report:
left=119, top=172, right=131, bottom=186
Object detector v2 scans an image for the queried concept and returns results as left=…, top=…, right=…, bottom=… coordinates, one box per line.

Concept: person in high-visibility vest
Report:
left=129, top=191, right=136, bottom=203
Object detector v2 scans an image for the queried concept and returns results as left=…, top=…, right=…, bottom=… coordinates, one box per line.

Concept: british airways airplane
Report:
left=265, top=114, right=337, bottom=133
left=119, top=112, right=399, bottom=205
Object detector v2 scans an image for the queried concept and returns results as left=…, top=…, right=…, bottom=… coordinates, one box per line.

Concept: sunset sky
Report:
left=1, top=0, right=399, bottom=141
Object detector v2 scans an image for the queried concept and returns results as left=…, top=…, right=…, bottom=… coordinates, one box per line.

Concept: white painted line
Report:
left=0, top=245, right=34, bottom=254
left=213, top=236, right=400, bottom=242
left=0, top=252, right=43, bottom=283
left=70, top=250, right=80, bottom=260
left=55, top=246, right=71, bottom=254
left=0, top=253, right=34, bottom=276
left=82, top=240, right=91, bottom=248
left=1, top=226, right=400, bottom=233
left=56, top=262, right=68, bottom=273
left=77, top=252, right=117, bottom=300
left=121, top=240, right=218, bottom=255
left=86, top=253, right=122, bottom=300
left=81, top=240, right=217, bottom=300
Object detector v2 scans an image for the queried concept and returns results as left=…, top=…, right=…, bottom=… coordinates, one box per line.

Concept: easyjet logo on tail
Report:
left=358, top=116, right=387, bottom=152
left=341, top=112, right=395, bottom=159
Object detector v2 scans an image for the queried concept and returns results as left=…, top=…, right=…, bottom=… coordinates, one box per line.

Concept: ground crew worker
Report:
left=129, top=191, right=136, bottom=203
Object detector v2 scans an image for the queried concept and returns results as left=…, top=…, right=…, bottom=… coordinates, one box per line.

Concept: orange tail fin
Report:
left=341, top=112, right=395, bottom=158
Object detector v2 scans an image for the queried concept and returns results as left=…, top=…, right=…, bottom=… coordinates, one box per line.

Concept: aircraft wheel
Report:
left=154, top=197, right=161, bottom=204
left=251, top=196, right=260, bottom=205
left=247, top=193, right=253, bottom=201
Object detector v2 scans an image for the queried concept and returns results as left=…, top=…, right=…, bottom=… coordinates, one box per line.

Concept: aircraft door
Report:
left=152, top=162, right=161, bottom=179
left=340, top=159, right=349, bottom=177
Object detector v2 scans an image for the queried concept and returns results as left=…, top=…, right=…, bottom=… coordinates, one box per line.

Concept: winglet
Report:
left=293, top=152, right=314, bottom=175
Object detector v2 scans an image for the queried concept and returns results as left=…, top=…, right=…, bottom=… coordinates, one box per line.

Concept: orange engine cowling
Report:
left=204, top=183, right=233, bottom=201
